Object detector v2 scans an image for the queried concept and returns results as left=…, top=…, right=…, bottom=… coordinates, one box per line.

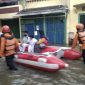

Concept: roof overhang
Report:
left=0, top=13, right=18, bottom=19
left=74, top=3, right=85, bottom=7
left=16, top=5, right=69, bottom=17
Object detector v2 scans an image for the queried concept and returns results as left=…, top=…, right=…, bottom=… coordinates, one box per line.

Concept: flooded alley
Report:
left=0, top=57, right=85, bottom=85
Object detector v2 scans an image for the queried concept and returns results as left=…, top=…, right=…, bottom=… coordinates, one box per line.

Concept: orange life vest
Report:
left=78, top=30, right=85, bottom=44
left=0, top=34, right=18, bottom=56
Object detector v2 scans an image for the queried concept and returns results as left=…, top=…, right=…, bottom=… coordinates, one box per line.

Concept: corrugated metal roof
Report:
left=16, top=5, right=68, bottom=16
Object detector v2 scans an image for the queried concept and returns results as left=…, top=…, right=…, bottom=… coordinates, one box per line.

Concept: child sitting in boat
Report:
left=36, top=35, right=48, bottom=49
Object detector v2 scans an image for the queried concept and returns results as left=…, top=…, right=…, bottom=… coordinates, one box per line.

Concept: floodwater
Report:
left=0, top=57, right=85, bottom=85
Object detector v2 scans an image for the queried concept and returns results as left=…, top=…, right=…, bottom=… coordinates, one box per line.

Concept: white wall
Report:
left=26, top=0, right=64, bottom=8
left=66, top=0, right=85, bottom=43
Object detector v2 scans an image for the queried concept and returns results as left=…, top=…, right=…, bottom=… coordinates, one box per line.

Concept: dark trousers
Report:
left=5, top=54, right=17, bottom=69
left=34, top=44, right=41, bottom=53
left=82, top=49, right=85, bottom=64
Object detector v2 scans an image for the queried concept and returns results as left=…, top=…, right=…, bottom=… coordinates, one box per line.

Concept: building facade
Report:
left=0, top=0, right=85, bottom=45
left=0, top=0, right=20, bottom=38
left=18, top=0, right=69, bottom=45
left=66, top=0, right=85, bottom=45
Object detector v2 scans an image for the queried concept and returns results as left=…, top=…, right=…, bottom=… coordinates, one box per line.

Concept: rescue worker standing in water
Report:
left=72, top=23, right=85, bottom=64
left=0, top=25, right=19, bottom=70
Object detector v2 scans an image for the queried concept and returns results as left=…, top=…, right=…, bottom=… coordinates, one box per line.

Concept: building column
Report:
left=43, top=15, right=46, bottom=36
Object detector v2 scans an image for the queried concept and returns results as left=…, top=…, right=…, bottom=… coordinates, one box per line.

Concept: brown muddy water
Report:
left=0, top=57, right=85, bottom=85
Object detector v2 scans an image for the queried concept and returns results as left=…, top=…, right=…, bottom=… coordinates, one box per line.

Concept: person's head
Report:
left=23, top=31, right=28, bottom=36
left=40, top=35, right=48, bottom=40
left=2, top=25, right=11, bottom=34
left=29, top=35, right=34, bottom=39
left=76, top=23, right=84, bottom=31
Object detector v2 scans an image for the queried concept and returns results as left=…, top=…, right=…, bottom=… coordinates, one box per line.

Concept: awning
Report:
left=16, top=5, right=69, bottom=17
left=74, top=3, right=85, bottom=7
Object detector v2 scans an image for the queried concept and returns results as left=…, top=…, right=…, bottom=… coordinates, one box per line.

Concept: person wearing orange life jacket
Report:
left=0, top=25, right=19, bottom=70
left=72, top=23, right=85, bottom=64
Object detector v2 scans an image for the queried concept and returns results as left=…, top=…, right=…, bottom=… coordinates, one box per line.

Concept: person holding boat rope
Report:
left=72, top=23, right=85, bottom=64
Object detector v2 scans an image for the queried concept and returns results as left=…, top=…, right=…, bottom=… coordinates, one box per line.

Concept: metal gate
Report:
left=25, top=24, right=34, bottom=36
left=46, top=17, right=65, bottom=45
left=24, top=18, right=43, bottom=39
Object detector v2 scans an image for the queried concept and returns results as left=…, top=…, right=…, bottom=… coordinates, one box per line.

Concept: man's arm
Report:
left=72, top=33, right=78, bottom=49
left=0, top=37, right=5, bottom=56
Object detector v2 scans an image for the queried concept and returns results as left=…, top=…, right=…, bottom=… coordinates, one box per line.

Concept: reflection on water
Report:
left=0, top=58, right=85, bottom=85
